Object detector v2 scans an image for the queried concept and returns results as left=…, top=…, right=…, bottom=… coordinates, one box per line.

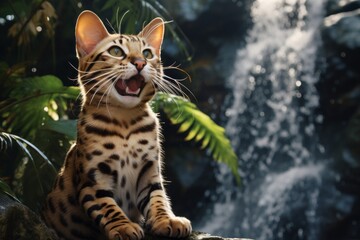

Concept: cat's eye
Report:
left=142, top=49, right=153, bottom=59
left=108, top=46, right=125, bottom=57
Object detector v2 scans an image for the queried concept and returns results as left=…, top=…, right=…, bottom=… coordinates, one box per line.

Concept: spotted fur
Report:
left=42, top=10, right=191, bottom=240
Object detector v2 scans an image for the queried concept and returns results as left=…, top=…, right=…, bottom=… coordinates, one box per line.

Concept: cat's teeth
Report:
left=125, top=87, right=140, bottom=95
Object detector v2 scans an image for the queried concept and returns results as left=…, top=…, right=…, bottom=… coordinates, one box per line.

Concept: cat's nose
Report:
left=131, top=58, right=146, bottom=72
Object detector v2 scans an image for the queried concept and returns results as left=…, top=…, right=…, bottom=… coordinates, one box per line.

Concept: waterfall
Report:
left=195, top=0, right=336, bottom=239
left=226, top=0, right=325, bottom=166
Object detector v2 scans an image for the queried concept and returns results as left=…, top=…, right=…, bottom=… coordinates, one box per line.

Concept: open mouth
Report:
left=115, top=74, right=146, bottom=97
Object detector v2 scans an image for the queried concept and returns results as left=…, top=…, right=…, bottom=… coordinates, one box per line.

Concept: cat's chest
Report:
left=79, top=111, right=159, bottom=169
left=87, top=121, right=157, bottom=156
left=86, top=118, right=159, bottom=202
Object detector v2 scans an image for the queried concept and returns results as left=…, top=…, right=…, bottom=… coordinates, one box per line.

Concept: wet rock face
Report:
left=318, top=1, right=360, bottom=239
left=319, top=1, right=360, bottom=121
left=323, top=0, right=360, bottom=50
left=326, top=0, right=360, bottom=15
left=320, top=5, right=360, bottom=161
left=322, top=8, right=360, bottom=49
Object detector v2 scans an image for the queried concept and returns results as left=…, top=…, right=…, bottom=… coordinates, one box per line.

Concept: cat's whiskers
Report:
left=152, top=73, right=177, bottom=94
left=97, top=70, right=121, bottom=105
left=94, top=67, right=125, bottom=109
left=151, top=75, right=183, bottom=114
left=81, top=72, right=108, bottom=85
left=88, top=71, right=119, bottom=105
left=162, top=65, right=194, bottom=99
left=98, top=78, right=116, bottom=114
left=164, top=74, right=195, bottom=100
left=82, top=70, right=114, bottom=92
left=97, top=77, right=114, bottom=108
left=163, top=65, right=191, bottom=82
left=152, top=73, right=190, bottom=99
left=153, top=77, right=178, bottom=95
left=70, top=63, right=106, bottom=85
left=117, top=10, right=130, bottom=34
left=70, top=67, right=112, bottom=103
left=84, top=71, right=116, bottom=103
left=105, top=82, right=117, bottom=117
left=88, top=79, right=110, bottom=105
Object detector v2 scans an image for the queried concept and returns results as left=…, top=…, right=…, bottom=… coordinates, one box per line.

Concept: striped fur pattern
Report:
left=42, top=10, right=191, bottom=240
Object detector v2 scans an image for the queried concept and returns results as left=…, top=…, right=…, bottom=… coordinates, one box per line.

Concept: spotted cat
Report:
left=42, top=10, right=192, bottom=240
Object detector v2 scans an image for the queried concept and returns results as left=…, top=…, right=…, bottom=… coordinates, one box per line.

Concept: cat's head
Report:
left=75, top=10, right=164, bottom=109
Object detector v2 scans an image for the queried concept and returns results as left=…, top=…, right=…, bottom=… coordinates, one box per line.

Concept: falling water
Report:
left=226, top=0, right=325, bottom=164
left=194, top=0, right=346, bottom=239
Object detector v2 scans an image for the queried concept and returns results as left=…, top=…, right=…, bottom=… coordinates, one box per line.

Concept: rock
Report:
left=145, top=232, right=252, bottom=240
left=322, top=8, right=360, bottom=49
left=326, top=0, right=360, bottom=15
left=0, top=201, right=58, bottom=240
left=0, top=193, right=251, bottom=240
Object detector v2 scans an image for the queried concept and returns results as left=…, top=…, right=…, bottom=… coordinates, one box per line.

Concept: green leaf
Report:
left=0, top=132, right=57, bottom=174
left=43, top=120, right=77, bottom=140
left=0, top=179, right=21, bottom=203
left=0, top=75, right=79, bottom=141
left=152, top=92, right=240, bottom=184
left=0, top=132, right=58, bottom=211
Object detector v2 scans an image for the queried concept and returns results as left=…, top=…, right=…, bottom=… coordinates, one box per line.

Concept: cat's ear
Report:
left=75, top=10, right=109, bottom=58
left=138, top=18, right=164, bottom=56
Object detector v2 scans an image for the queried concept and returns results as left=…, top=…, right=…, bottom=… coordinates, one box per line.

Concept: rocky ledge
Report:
left=145, top=232, right=252, bottom=240
left=0, top=194, right=251, bottom=240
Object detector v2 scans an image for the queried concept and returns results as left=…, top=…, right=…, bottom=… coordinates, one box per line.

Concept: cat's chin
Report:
left=110, top=89, right=143, bottom=108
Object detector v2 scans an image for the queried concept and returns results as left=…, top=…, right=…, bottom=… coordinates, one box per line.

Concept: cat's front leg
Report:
left=137, top=182, right=192, bottom=238
left=79, top=185, right=144, bottom=240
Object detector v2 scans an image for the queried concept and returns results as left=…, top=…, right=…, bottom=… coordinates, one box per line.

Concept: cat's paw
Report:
left=108, top=222, right=144, bottom=240
left=146, top=216, right=192, bottom=238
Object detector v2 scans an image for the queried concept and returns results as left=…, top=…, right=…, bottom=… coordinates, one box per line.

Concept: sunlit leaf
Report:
left=0, top=75, right=79, bottom=141
left=151, top=92, right=240, bottom=184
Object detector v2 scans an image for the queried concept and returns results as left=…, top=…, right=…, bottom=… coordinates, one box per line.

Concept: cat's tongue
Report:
left=127, top=75, right=143, bottom=92
left=115, top=75, right=145, bottom=96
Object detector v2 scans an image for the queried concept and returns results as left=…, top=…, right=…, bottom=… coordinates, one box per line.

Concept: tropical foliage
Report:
left=152, top=93, right=240, bottom=184
left=0, top=0, right=239, bottom=213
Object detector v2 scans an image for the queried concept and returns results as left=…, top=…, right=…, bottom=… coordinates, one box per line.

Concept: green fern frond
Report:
left=152, top=92, right=240, bottom=184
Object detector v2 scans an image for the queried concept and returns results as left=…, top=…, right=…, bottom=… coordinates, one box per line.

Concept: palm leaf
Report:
left=0, top=132, right=56, bottom=171
left=0, top=132, right=57, bottom=211
left=0, top=179, right=21, bottom=203
left=152, top=92, right=240, bottom=184
left=0, top=75, right=79, bottom=140
left=43, top=119, right=78, bottom=140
